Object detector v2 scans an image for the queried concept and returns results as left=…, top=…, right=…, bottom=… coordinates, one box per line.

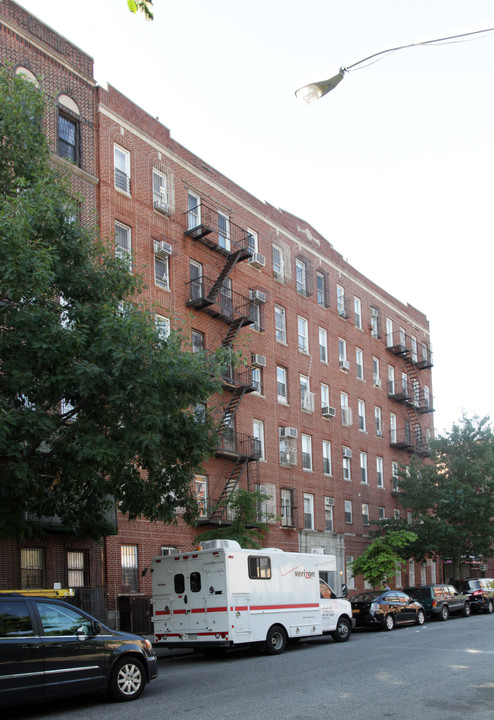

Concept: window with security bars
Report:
left=280, top=488, right=293, bottom=527
left=121, top=544, right=139, bottom=593
left=67, top=551, right=88, bottom=587
left=21, top=548, right=45, bottom=589
left=58, top=113, right=80, bottom=164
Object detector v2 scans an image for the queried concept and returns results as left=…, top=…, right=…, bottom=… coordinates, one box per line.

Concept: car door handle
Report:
left=22, top=644, right=41, bottom=650
left=46, top=644, right=63, bottom=650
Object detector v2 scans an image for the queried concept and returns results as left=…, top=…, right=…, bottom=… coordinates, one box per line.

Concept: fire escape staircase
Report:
left=184, top=203, right=261, bottom=523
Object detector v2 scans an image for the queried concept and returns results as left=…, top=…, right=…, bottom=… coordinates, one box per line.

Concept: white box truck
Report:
left=151, top=539, right=354, bottom=654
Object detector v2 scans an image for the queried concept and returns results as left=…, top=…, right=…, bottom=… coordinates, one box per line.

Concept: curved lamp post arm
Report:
left=295, top=26, right=494, bottom=103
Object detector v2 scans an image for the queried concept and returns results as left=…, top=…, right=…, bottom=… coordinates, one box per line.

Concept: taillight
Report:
left=432, top=600, right=436, bottom=607
left=471, top=590, right=482, bottom=596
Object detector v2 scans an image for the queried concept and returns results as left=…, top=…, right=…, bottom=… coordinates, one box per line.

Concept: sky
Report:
left=15, top=0, right=494, bottom=433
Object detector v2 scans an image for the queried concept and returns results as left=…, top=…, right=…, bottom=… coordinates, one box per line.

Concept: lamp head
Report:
left=295, top=68, right=346, bottom=103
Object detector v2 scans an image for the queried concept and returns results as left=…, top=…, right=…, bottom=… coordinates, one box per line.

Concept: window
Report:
left=194, top=475, right=207, bottom=518
left=37, top=601, right=92, bottom=637
left=272, top=244, right=284, bottom=282
left=114, top=144, right=130, bottom=193
left=360, top=451, right=368, bottom=483
left=21, top=548, right=45, bottom=588
left=252, top=419, right=265, bottom=460
left=301, top=434, right=312, bottom=471
left=346, top=555, right=355, bottom=590
left=219, top=279, right=233, bottom=318
left=256, top=484, right=277, bottom=525
left=316, top=271, right=328, bottom=307
left=343, top=453, right=351, bottom=481
left=341, top=392, right=352, bottom=426
left=304, top=493, right=314, bottom=529
left=0, top=600, right=33, bottom=637
left=376, top=456, right=384, bottom=487
left=386, top=318, right=393, bottom=347
left=411, top=335, right=418, bottom=363
left=392, top=461, right=399, bottom=492
left=378, top=506, right=386, bottom=520
left=354, top=297, right=362, bottom=329
left=338, top=338, right=347, bottom=365
left=58, top=112, right=80, bottom=164
left=277, top=366, right=288, bottom=403
left=252, top=367, right=262, bottom=394
left=372, top=357, right=380, bottom=387
left=187, top=191, right=201, bottom=230
left=67, top=551, right=88, bottom=587
left=247, top=228, right=258, bottom=254
left=279, top=432, right=297, bottom=466
left=189, top=259, right=203, bottom=301
left=298, top=316, right=309, bottom=353
left=250, top=299, right=262, bottom=332
left=375, top=406, right=382, bottom=436
left=337, top=285, right=346, bottom=317
left=153, top=168, right=168, bottom=212
left=121, top=544, right=138, bottom=593
left=319, top=327, right=328, bottom=362
left=281, top=488, right=294, bottom=527
left=218, top=211, right=230, bottom=251
left=394, top=509, right=401, bottom=520
left=424, top=385, right=431, bottom=409
left=388, top=365, right=395, bottom=395
left=296, top=258, right=307, bottom=295
left=275, top=305, right=286, bottom=344
left=356, top=348, right=364, bottom=380
left=390, top=413, right=397, bottom=443
left=155, top=314, right=170, bottom=341
left=362, top=503, right=369, bottom=526
left=402, top=371, right=408, bottom=396
left=344, top=500, right=353, bottom=524
left=191, top=329, right=205, bottom=353
left=325, top=498, right=334, bottom=531
left=248, top=556, right=271, bottom=579
left=358, top=400, right=366, bottom=431
left=115, top=221, right=132, bottom=269
left=395, top=564, right=402, bottom=589
left=408, top=560, right=415, bottom=586
left=322, top=440, right=332, bottom=475
left=370, top=306, right=380, bottom=338
left=321, top=383, right=330, bottom=413
left=300, top=374, right=313, bottom=412
left=154, top=254, right=169, bottom=290
left=60, top=398, right=76, bottom=421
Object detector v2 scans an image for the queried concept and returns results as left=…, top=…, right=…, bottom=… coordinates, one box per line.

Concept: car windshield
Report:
left=351, top=591, right=382, bottom=602
left=405, top=587, right=430, bottom=600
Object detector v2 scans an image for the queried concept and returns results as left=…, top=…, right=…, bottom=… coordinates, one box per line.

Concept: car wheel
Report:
left=416, top=609, right=426, bottom=625
left=439, top=605, right=449, bottom=622
left=486, top=599, right=494, bottom=614
left=462, top=602, right=471, bottom=617
left=331, top=617, right=351, bottom=643
left=384, top=614, right=395, bottom=631
left=109, top=656, right=146, bottom=702
left=265, top=625, right=287, bottom=655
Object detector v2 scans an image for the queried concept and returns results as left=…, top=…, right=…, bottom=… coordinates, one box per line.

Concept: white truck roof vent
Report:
left=199, top=539, right=241, bottom=550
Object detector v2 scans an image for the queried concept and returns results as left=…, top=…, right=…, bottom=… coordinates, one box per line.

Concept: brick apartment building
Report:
left=1, top=1, right=437, bottom=631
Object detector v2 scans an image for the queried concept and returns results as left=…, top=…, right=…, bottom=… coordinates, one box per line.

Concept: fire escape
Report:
left=184, top=201, right=263, bottom=524
left=386, top=330, right=434, bottom=456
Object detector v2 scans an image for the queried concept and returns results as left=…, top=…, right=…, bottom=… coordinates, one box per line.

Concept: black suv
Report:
left=452, top=579, right=494, bottom=614
left=0, top=594, right=158, bottom=707
left=404, top=584, right=470, bottom=621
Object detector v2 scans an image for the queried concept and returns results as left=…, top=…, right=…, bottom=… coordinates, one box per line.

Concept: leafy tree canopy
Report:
left=194, top=490, right=274, bottom=549
left=350, top=530, right=418, bottom=590
left=127, top=0, right=154, bottom=19
left=0, top=68, right=224, bottom=540
left=383, top=415, right=494, bottom=578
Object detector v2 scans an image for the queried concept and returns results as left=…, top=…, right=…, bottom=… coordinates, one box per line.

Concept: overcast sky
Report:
left=15, top=0, right=494, bottom=433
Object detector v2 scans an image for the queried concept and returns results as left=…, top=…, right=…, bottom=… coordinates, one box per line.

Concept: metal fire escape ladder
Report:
left=206, top=458, right=250, bottom=523
left=402, top=355, right=429, bottom=456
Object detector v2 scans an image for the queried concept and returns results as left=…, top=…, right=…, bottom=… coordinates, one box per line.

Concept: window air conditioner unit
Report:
left=325, top=497, right=335, bottom=508
left=342, top=447, right=352, bottom=459
left=249, top=290, right=267, bottom=305
left=339, top=359, right=350, bottom=371
left=322, top=406, right=336, bottom=418
left=279, top=427, right=298, bottom=439
left=153, top=240, right=172, bottom=258
left=374, top=378, right=382, bottom=389
left=251, top=354, right=266, bottom=368
left=248, top=253, right=266, bottom=269
left=153, top=198, right=170, bottom=215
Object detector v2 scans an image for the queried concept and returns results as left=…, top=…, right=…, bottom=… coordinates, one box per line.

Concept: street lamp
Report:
left=295, top=26, right=494, bottom=103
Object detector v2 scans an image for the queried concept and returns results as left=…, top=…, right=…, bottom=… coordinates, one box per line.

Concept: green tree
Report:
left=127, top=0, right=154, bottom=19
left=350, top=531, right=417, bottom=589
left=0, top=68, right=224, bottom=540
left=389, top=415, right=494, bottom=579
left=194, top=489, right=274, bottom=549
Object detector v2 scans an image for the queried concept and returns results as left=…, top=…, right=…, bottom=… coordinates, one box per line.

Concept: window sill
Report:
left=114, top=186, right=132, bottom=199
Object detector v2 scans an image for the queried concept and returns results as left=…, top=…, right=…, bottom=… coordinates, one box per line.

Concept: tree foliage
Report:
left=0, top=68, right=224, bottom=540
left=194, top=490, right=274, bottom=549
left=350, top=531, right=417, bottom=590
left=127, top=0, right=154, bottom=20
left=386, top=415, right=494, bottom=578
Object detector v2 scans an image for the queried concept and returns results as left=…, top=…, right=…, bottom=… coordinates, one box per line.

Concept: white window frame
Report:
left=338, top=338, right=347, bottom=363
left=275, top=305, right=286, bottom=344
left=301, top=433, right=312, bottom=471
left=344, top=501, right=353, bottom=524
left=316, top=271, right=326, bottom=307
left=114, top=144, right=130, bottom=194
left=281, top=488, right=293, bottom=527
left=298, top=316, right=309, bottom=353
left=252, top=366, right=262, bottom=395
left=354, top=297, right=362, bottom=329
left=253, top=419, right=265, bottom=460
left=360, top=451, right=368, bottom=484
left=388, top=365, right=395, bottom=395
left=343, top=455, right=351, bottom=482
left=372, top=357, right=380, bottom=386
left=277, top=366, right=288, bottom=403
left=154, top=254, right=169, bottom=290
left=321, top=383, right=330, bottom=412
left=187, top=191, right=201, bottom=230
left=322, top=440, right=332, bottom=476
left=362, top=502, right=369, bottom=527
left=376, top=456, right=384, bottom=487
left=337, top=284, right=346, bottom=317
left=358, top=399, right=366, bottom=432
left=319, top=327, right=328, bottom=363
left=356, top=347, right=364, bottom=380
left=152, top=168, right=168, bottom=211
left=295, top=258, right=307, bottom=295
left=247, top=228, right=258, bottom=254
left=115, top=221, right=132, bottom=270
left=218, top=210, right=230, bottom=251
left=325, top=498, right=334, bottom=532
left=155, top=314, right=170, bottom=340
left=375, top=406, right=382, bottom=437
left=303, top=493, right=314, bottom=530
left=272, top=244, right=284, bottom=282
left=390, top=413, right=397, bottom=444
left=386, top=318, right=393, bottom=346
left=346, top=555, right=355, bottom=590
left=194, top=475, right=208, bottom=518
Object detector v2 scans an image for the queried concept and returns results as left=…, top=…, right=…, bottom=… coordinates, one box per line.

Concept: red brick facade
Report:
left=1, top=2, right=446, bottom=629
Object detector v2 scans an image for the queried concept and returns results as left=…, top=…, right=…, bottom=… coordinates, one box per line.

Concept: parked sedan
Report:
left=351, top=590, right=425, bottom=631
left=452, top=578, right=494, bottom=614
left=0, top=594, right=158, bottom=707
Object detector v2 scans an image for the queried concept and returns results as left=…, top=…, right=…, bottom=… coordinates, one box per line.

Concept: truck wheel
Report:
left=331, top=617, right=351, bottom=643
left=109, top=656, right=146, bottom=702
left=462, top=602, right=471, bottom=617
left=265, top=625, right=286, bottom=655
left=439, top=605, right=449, bottom=621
